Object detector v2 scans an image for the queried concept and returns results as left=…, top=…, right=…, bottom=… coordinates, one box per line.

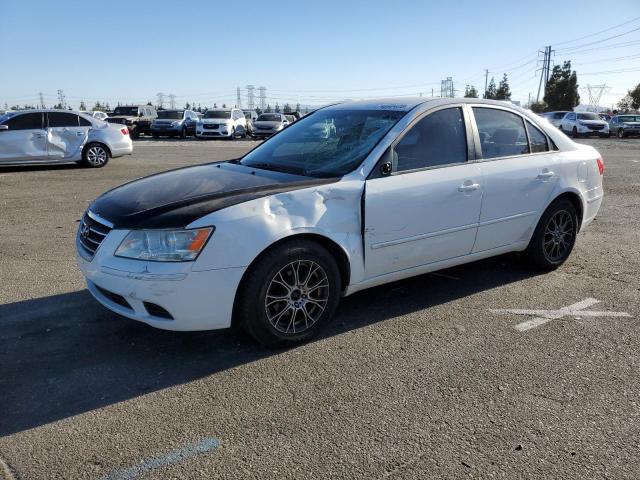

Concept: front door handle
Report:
left=34, top=133, right=44, bottom=138
left=458, top=183, right=480, bottom=192
left=76, top=131, right=85, bottom=136
left=537, top=170, right=555, bottom=179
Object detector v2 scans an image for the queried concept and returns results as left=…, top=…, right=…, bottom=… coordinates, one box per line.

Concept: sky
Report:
left=1, top=0, right=639, bottom=111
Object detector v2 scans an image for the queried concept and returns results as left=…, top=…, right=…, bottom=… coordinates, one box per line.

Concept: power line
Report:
left=554, top=15, right=640, bottom=46
left=556, top=25, right=640, bottom=53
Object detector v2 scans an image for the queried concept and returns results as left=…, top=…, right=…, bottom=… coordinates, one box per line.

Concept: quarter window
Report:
left=526, top=121, right=549, bottom=153
left=79, top=115, right=92, bottom=127
left=394, top=107, right=467, bottom=172
left=48, top=112, right=79, bottom=127
left=4, top=112, right=43, bottom=130
left=473, top=107, right=529, bottom=159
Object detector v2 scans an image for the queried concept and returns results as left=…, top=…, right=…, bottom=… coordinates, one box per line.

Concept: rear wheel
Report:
left=129, top=126, right=139, bottom=139
left=524, top=199, right=578, bottom=270
left=572, top=127, right=579, bottom=138
left=180, top=127, right=187, bottom=139
left=81, top=143, right=110, bottom=168
left=229, top=127, right=236, bottom=140
left=618, top=128, right=626, bottom=139
left=237, top=239, right=342, bottom=347
left=152, top=133, right=159, bottom=139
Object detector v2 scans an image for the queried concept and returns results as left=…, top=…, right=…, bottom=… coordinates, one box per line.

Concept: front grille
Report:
left=587, top=125, right=604, bottom=131
left=95, top=285, right=132, bottom=310
left=255, top=125, right=273, bottom=130
left=202, top=124, right=219, bottom=130
left=78, top=212, right=112, bottom=259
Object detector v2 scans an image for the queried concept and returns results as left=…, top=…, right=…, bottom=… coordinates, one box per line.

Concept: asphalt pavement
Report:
left=1, top=137, right=638, bottom=479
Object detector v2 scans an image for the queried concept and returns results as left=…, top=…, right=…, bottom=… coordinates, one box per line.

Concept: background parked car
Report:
left=196, top=108, right=247, bottom=139
left=284, top=114, right=297, bottom=124
left=559, top=112, right=609, bottom=138
left=541, top=111, right=570, bottom=128
left=243, top=110, right=258, bottom=135
left=609, top=114, right=640, bottom=138
left=106, top=105, right=157, bottom=138
left=0, top=109, right=132, bottom=167
left=84, top=111, right=109, bottom=121
left=599, top=113, right=612, bottom=122
left=250, top=113, right=290, bottom=139
left=151, top=109, right=198, bottom=138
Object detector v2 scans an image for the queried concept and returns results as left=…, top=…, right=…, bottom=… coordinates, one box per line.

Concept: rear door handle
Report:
left=76, top=131, right=85, bottom=136
left=458, top=183, right=480, bottom=192
left=34, top=133, right=44, bottom=138
left=538, top=171, right=555, bottom=179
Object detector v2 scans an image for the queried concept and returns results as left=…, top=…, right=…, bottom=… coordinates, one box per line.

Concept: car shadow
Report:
left=0, top=255, right=538, bottom=437
left=0, top=163, right=80, bottom=173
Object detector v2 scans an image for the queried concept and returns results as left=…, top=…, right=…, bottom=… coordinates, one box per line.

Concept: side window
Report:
left=612, top=117, right=617, bottom=124
left=78, top=115, right=92, bottom=127
left=4, top=113, right=43, bottom=130
left=48, top=112, right=80, bottom=127
left=394, top=107, right=467, bottom=172
left=526, top=121, right=549, bottom=153
left=568, top=113, right=576, bottom=121
left=473, top=107, right=529, bottom=159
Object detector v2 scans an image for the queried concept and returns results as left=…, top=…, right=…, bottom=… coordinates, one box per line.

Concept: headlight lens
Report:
left=276, top=124, right=285, bottom=131
left=170, top=121, right=180, bottom=127
left=115, top=227, right=213, bottom=262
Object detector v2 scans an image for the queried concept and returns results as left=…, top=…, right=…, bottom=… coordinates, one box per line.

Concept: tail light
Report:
left=596, top=157, right=604, bottom=175
left=120, top=128, right=129, bottom=136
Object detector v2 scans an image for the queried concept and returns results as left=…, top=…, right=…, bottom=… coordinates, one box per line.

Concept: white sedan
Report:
left=76, top=98, right=604, bottom=346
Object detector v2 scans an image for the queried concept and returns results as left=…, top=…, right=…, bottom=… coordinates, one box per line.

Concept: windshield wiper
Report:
left=243, top=162, right=309, bottom=176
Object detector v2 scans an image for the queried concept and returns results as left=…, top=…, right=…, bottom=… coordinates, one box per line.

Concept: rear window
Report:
left=257, top=114, right=281, bottom=122
left=112, top=107, right=139, bottom=116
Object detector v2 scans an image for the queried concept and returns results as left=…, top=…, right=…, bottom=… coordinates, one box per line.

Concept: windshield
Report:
left=204, top=110, right=231, bottom=119
left=112, top=107, right=139, bottom=116
left=619, top=115, right=640, bottom=122
left=577, top=113, right=600, bottom=120
left=240, top=109, right=404, bottom=178
left=257, top=114, right=282, bottom=122
left=157, top=110, right=184, bottom=119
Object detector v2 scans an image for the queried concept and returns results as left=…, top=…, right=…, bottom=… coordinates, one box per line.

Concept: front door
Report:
left=46, top=112, right=90, bottom=160
left=364, top=106, right=483, bottom=279
left=0, top=112, right=47, bottom=163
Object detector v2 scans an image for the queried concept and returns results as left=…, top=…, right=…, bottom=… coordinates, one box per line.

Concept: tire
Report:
left=237, top=239, right=342, bottom=347
left=572, top=127, right=579, bottom=138
left=618, top=129, right=626, bottom=139
left=81, top=143, right=110, bottom=168
left=229, top=127, right=236, bottom=140
left=523, top=199, right=578, bottom=270
left=180, top=127, right=187, bottom=139
left=152, top=133, right=159, bottom=139
left=129, top=126, right=139, bottom=139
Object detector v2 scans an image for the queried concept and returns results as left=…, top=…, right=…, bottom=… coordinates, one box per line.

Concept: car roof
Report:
left=324, top=97, right=526, bottom=112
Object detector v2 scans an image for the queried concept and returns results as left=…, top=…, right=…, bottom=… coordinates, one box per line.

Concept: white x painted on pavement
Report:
left=490, top=298, right=632, bottom=332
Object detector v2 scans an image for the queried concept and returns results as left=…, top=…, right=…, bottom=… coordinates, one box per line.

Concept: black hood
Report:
left=90, top=162, right=338, bottom=229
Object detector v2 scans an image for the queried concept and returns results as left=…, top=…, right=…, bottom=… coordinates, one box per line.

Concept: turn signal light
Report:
left=121, top=128, right=129, bottom=135
left=596, top=157, right=604, bottom=175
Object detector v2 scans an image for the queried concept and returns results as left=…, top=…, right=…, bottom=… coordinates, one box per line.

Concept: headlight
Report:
left=170, top=121, right=180, bottom=127
left=275, top=124, right=285, bottom=131
left=115, top=227, right=213, bottom=262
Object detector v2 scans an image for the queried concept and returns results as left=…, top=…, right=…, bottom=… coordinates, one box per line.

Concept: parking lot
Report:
left=1, top=137, right=639, bottom=479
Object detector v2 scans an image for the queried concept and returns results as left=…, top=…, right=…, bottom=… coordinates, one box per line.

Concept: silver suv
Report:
left=151, top=109, right=199, bottom=138
left=0, top=110, right=133, bottom=167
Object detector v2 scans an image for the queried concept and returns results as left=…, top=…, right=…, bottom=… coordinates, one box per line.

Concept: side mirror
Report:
left=139, top=112, right=144, bottom=117
left=0, top=125, right=8, bottom=131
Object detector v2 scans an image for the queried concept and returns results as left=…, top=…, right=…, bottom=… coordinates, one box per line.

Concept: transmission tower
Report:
left=156, top=92, right=165, bottom=109
left=258, top=86, right=266, bottom=110
left=584, top=84, right=610, bottom=111
left=536, top=46, right=554, bottom=102
left=236, top=87, right=242, bottom=108
left=168, top=94, right=176, bottom=109
left=246, top=85, right=255, bottom=110
left=57, top=89, right=66, bottom=109
left=440, top=77, right=454, bottom=97
left=38, top=92, right=45, bottom=108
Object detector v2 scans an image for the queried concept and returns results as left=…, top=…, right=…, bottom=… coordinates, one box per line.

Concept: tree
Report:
left=484, top=77, right=497, bottom=99
left=617, top=95, right=633, bottom=112
left=464, top=85, right=478, bottom=98
left=295, top=103, right=301, bottom=113
left=628, top=83, right=640, bottom=110
left=79, top=101, right=86, bottom=111
left=185, top=102, right=191, bottom=109
left=274, top=102, right=280, bottom=113
left=283, top=103, right=292, bottom=113
left=495, top=73, right=511, bottom=100
left=265, top=104, right=272, bottom=113
left=543, top=61, right=580, bottom=111
left=222, top=103, right=226, bottom=108
left=213, top=103, right=217, bottom=108
left=529, top=101, right=547, bottom=113
left=255, top=107, right=262, bottom=115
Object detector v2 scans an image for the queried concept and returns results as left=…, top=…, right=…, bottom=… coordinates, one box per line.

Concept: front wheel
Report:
left=523, top=199, right=578, bottom=270
left=572, top=127, right=579, bottom=138
left=81, top=143, right=110, bottom=168
left=618, top=129, right=626, bottom=139
left=237, top=240, right=342, bottom=347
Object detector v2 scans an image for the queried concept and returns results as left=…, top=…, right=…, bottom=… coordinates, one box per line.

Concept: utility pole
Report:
left=236, top=87, right=242, bottom=108
left=484, top=69, right=489, bottom=97
left=246, top=85, right=255, bottom=110
left=536, top=46, right=554, bottom=103
left=156, top=92, right=165, bottom=109
left=39, top=92, right=45, bottom=109
left=168, top=94, right=176, bottom=109
left=258, top=86, right=266, bottom=111
left=57, top=89, right=66, bottom=109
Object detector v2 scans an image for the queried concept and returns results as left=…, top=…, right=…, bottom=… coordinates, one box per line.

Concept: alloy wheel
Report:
left=543, top=210, right=574, bottom=262
left=86, top=146, right=107, bottom=166
left=264, top=260, right=330, bottom=334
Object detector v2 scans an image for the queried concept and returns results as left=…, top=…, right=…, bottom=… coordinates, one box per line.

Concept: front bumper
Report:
left=578, top=125, right=609, bottom=135
left=151, top=125, right=183, bottom=135
left=251, top=130, right=277, bottom=138
left=76, top=232, right=245, bottom=331
left=196, top=127, right=232, bottom=138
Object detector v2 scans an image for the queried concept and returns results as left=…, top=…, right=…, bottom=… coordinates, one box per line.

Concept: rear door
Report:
left=470, top=106, right=559, bottom=252
left=364, top=105, right=483, bottom=278
left=46, top=112, right=90, bottom=160
left=0, top=112, right=47, bottom=163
